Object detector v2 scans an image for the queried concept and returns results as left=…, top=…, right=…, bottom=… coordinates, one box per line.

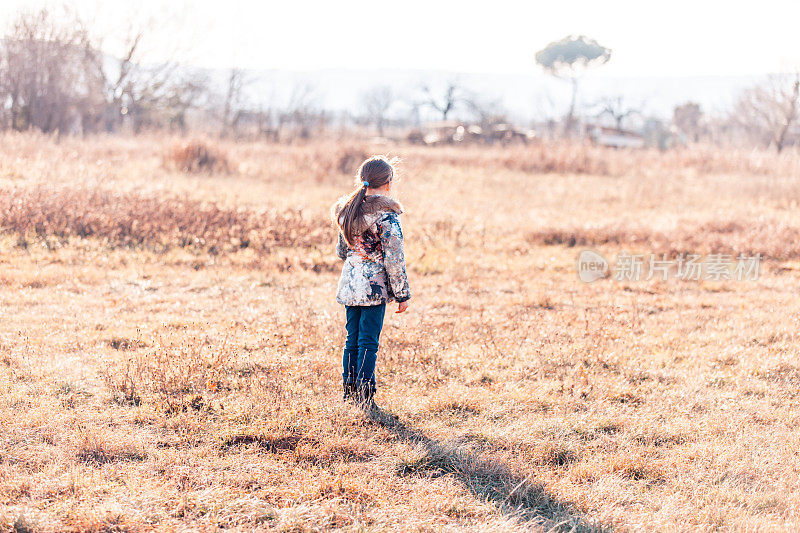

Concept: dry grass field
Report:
left=1, top=132, right=799, bottom=532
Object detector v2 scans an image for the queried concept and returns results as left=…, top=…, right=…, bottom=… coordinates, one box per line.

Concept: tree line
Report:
left=1, top=8, right=798, bottom=151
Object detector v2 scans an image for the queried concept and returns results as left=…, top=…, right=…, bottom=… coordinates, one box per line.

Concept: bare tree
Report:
left=530, top=90, right=561, bottom=138
left=361, top=85, right=393, bottom=136
left=86, top=7, right=205, bottom=133
left=733, top=74, right=800, bottom=152
left=221, top=68, right=253, bottom=137
left=465, top=93, right=507, bottom=129
left=107, top=34, right=185, bottom=132
left=164, top=70, right=210, bottom=133
left=279, top=82, right=322, bottom=140
left=0, top=7, right=101, bottom=134
left=0, top=5, right=213, bottom=136
left=595, top=95, right=643, bottom=130
left=422, top=80, right=462, bottom=121
left=405, top=97, right=424, bottom=129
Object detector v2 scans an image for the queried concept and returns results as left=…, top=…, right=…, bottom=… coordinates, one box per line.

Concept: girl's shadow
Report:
left=365, top=406, right=608, bottom=532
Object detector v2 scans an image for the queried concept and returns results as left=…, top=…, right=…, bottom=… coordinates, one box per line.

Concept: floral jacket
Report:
left=333, top=195, right=411, bottom=306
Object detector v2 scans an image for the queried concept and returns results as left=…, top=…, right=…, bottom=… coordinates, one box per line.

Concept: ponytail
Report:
left=337, top=181, right=370, bottom=246
left=333, top=156, right=396, bottom=246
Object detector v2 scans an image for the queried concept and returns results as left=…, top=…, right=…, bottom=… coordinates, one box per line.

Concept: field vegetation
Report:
left=1, top=133, right=799, bottom=531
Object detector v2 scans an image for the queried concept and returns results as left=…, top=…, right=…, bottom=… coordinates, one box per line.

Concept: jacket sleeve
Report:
left=335, top=232, right=348, bottom=260
left=378, top=212, right=411, bottom=302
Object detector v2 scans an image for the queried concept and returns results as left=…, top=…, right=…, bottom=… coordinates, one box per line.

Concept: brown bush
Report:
left=0, top=185, right=328, bottom=253
left=165, top=139, right=232, bottom=174
left=336, top=146, right=370, bottom=175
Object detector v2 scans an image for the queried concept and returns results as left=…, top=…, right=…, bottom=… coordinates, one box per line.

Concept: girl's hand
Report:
left=396, top=300, right=409, bottom=313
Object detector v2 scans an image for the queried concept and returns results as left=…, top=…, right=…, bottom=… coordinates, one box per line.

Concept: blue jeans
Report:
left=342, top=304, right=386, bottom=389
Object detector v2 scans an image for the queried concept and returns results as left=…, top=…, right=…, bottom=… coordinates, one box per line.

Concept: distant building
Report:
left=587, top=124, right=645, bottom=149
left=412, top=120, right=534, bottom=145
left=420, top=120, right=461, bottom=145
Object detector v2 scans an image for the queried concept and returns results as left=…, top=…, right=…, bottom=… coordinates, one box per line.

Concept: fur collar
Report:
left=333, top=194, right=403, bottom=234
left=361, top=194, right=403, bottom=216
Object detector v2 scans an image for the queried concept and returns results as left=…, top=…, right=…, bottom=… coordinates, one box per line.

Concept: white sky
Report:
left=1, top=0, right=799, bottom=77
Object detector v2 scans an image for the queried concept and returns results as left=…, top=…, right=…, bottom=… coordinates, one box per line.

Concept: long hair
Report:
left=334, top=156, right=396, bottom=246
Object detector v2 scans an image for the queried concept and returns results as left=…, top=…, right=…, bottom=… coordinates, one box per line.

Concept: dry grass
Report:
left=0, top=132, right=799, bottom=531
left=527, top=217, right=800, bottom=260
left=401, top=141, right=800, bottom=177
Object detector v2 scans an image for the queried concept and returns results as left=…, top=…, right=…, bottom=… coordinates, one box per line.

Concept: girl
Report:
left=331, top=156, right=410, bottom=408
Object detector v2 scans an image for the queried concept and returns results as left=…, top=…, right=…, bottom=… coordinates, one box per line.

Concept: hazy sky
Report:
left=1, top=0, right=799, bottom=77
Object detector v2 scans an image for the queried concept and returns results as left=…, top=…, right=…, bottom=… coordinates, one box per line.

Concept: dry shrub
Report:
left=103, top=334, right=227, bottom=412
left=0, top=185, right=328, bottom=254
left=108, top=336, right=146, bottom=351
left=527, top=218, right=800, bottom=260
left=335, top=146, right=370, bottom=175
left=535, top=444, right=579, bottom=466
left=75, top=431, right=147, bottom=465
left=609, top=455, right=666, bottom=483
left=632, top=430, right=687, bottom=447
left=756, top=363, right=800, bottom=385
left=220, top=432, right=306, bottom=452
left=165, top=139, right=232, bottom=174
left=102, top=330, right=290, bottom=413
